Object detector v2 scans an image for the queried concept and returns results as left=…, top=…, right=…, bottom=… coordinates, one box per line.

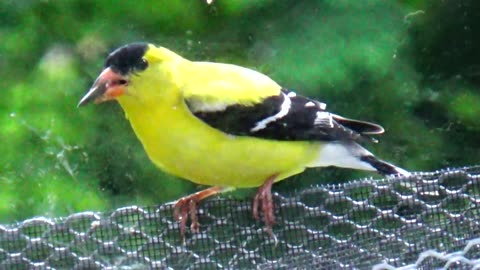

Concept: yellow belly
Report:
left=119, top=100, right=320, bottom=188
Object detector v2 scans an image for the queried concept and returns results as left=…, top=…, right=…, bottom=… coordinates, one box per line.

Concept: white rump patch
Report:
left=309, top=142, right=376, bottom=171
left=251, top=93, right=291, bottom=132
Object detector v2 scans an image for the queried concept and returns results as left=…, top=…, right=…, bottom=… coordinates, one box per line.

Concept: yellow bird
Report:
left=79, top=43, right=409, bottom=237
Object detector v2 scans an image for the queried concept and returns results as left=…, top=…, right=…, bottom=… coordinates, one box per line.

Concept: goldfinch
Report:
left=79, top=43, right=409, bottom=237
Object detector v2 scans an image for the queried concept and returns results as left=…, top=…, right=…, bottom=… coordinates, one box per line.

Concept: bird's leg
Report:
left=252, top=174, right=277, bottom=237
left=173, top=186, right=226, bottom=239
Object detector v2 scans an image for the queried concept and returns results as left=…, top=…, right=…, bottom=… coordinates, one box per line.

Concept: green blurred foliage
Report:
left=1, top=0, right=479, bottom=223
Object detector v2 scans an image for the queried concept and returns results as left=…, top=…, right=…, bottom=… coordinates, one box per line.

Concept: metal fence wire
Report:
left=2, top=166, right=480, bottom=269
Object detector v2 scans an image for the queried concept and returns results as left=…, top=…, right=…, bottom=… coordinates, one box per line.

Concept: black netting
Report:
left=2, top=166, right=480, bottom=269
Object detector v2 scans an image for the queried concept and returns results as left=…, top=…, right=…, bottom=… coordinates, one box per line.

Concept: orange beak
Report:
left=78, top=67, right=128, bottom=107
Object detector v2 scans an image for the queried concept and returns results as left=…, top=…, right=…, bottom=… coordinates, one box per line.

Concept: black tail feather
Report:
left=360, top=155, right=410, bottom=176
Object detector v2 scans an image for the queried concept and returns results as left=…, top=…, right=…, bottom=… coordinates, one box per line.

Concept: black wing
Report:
left=188, top=89, right=384, bottom=142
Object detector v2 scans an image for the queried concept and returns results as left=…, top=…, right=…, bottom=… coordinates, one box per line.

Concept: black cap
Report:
left=104, top=43, right=149, bottom=76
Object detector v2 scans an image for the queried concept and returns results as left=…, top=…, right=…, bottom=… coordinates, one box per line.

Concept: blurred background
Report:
left=1, top=0, right=479, bottom=224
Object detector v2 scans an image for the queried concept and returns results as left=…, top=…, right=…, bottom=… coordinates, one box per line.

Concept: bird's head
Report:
left=78, top=43, right=181, bottom=107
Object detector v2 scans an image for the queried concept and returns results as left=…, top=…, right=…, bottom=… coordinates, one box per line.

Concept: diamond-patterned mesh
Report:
left=1, top=166, right=480, bottom=269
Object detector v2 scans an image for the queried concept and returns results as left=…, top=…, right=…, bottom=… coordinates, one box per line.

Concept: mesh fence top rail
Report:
left=1, top=166, right=480, bottom=270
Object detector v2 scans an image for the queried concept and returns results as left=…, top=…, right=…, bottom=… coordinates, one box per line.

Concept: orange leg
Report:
left=252, top=174, right=278, bottom=237
left=173, top=186, right=226, bottom=239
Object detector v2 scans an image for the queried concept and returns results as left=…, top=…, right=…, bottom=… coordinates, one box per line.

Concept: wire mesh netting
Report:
left=2, top=166, right=480, bottom=269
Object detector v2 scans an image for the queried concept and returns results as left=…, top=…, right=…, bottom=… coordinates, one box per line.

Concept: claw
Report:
left=173, top=186, right=226, bottom=241
left=174, top=197, right=196, bottom=239
left=252, top=174, right=277, bottom=238
left=189, top=199, right=199, bottom=233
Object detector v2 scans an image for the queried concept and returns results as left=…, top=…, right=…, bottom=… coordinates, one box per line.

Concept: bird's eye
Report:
left=137, top=58, right=148, bottom=71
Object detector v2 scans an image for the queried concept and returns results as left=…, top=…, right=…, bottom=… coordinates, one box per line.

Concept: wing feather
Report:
left=187, top=88, right=383, bottom=143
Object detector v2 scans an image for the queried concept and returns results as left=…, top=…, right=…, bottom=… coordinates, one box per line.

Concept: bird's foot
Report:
left=173, top=186, right=225, bottom=241
left=174, top=195, right=200, bottom=238
left=252, top=174, right=277, bottom=238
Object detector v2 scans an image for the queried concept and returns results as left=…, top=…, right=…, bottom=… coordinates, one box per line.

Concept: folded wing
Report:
left=187, top=89, right=384, bottom=143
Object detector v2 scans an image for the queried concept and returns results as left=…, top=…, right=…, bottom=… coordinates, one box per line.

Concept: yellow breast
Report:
left=117, top=98, right=320, bottom=188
